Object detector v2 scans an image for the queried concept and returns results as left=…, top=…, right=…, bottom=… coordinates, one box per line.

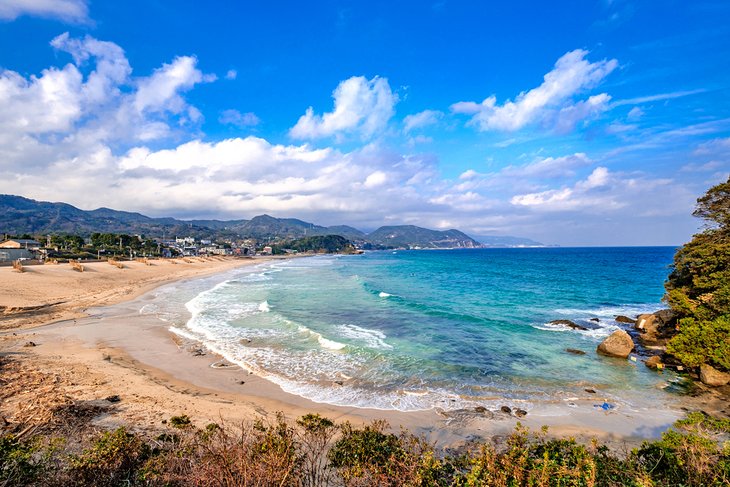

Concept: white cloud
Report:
left=627, top=106, right=644, bottom=120
left=502, top=153, right=592, bottom=178
left=225, top=69, right=238, bottom=80
left=403, top=109, right=442, bottom=133
left=219, top=109, right=260, bottom=127
left=611, top=89, right=706, bottom=107
left=451, top=49, right=617, bottom=132
left=0, top=0, right=89, bottom=23
left=289, top=76, right=397, bottom=140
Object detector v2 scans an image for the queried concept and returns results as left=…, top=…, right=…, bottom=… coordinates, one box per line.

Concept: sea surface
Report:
left=139, top=247, right=686, bottom=412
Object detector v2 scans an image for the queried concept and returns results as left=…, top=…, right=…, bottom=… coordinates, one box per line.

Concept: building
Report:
left=0, top=248, right=34, bottom=262
left=0, top=239, right=41, bottom=249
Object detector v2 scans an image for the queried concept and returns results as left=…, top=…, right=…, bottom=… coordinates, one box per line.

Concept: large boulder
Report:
left=699, top=364, right=730, bottom=387
left=597, top=330, right=634, bottom=358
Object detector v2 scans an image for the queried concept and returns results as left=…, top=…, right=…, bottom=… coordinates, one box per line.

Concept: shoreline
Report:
left=1, top=256, right=725, bottom=449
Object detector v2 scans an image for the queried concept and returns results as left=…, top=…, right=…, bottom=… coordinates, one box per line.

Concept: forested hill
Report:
left=0, top=194, right=541, bottom=249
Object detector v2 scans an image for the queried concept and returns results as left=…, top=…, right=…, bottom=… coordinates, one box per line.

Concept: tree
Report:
left=665, top=175, right=730, bottom=371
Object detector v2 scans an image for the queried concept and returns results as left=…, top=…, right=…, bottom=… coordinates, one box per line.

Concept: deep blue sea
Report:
left=141, top=247, right=683, bottom=412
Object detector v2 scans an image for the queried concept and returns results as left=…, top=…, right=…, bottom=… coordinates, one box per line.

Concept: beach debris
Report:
left=629, top=355, right=638, bottom=362
left=645, top=355, right=663, bottom=369
left=69, top=260, right=84, bottom=272
left=584, top=388, right=596, bottom=394
left=594, top=402, right=615, bottom=411
left=22, top=341, right=36, bottom=347
left=566, top=348, right=586, bottom=355
left=514, top=408, right=528, bottom=417
left=699, top=364, right=730, bottom=387
left=190, top=348, right=206, bottom=357
left=239, top=380, right=246, bottom=385
left=108, top=258, right=124, bottom=269
left=596, top=330, right=634, bottom=358
left=500, top=406, right=512, bottom=414
left=136, top=257, right=153, bottom=266
left=12, top=260, right=25, bottom=273
left=548, top=319, right=588, bottom=331
left=614, top=315, right=636, bottom=324
left=105, top=395, right=121, bottom=403
left=44, top=258, right=58, bottom=265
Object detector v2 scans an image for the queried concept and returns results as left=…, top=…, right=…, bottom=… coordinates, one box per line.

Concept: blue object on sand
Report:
left=594, top=402, right=615, bottom=411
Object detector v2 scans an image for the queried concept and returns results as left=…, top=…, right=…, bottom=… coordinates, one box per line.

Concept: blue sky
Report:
left=0, top=0, right=728, bottom=245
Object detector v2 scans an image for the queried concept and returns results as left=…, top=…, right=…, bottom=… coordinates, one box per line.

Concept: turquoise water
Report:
left=144, top=248, right=682, bottom=412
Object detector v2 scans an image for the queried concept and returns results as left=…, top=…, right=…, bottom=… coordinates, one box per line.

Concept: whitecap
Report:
left=378, top=292, right=392, bottom=298
left=258, top=301, right=270, bottom=313
left=336, top=324, right=392, bottom=350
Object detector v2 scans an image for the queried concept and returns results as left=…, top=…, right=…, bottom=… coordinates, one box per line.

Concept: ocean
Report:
left=139, top=247, right=685, bottom=413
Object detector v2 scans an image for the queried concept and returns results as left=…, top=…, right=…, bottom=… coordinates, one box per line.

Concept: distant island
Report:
left=0, top=194, right=543, bottom=251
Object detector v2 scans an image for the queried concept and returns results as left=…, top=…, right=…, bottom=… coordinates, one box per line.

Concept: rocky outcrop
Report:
left=645, top=355, right=663, bottom=369
left=615, top=315, right=636, bottom=324
left=549, top=319, right=588, bottom=331
left=597, top=330, right=634, bottom=358
left=635, top=309, right=678, bottom=346
left=699, top=364, right=730, bottom=387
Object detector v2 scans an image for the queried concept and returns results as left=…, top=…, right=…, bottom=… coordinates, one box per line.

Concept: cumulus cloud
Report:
left=225, top=69, right=237, bottom=80
left=219, top=109, right=260, bottom=127
left=0, top=35, right=702, bottom=246
left=289, top=76, right=397, bottom=140
left=403, top=109, right=443, bottom=133
left=451, top=49, right=617, bottom=132
left=0, top=0, right=89, bottom=23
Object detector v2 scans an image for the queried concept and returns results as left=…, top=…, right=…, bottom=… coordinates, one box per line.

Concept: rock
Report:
left=653, top=309, right=677, bottom=325
left=584, top=388, right=596, bottom=394
left=22, top=341, right=36, bottom=347
left=615, top=315, right=636, bottom=324
left=549, top=319, right=588, bottom=331
left=699, top=364, right=730, bottom=387
left=239, top=380, right=246, bottom=385
left=475, top=406, right=487, bottom=413
left=500, top=406, right=512, bottom=414
left=514, top=408, right=527, bottom=417
left=105, top=395, right=121, bottom=403
left=334, top=380, right=344, bottom=386
left=589, top=318, right=600, bottom=322
left=566, top=348, right=586, bottom=355
left=597, top=330, right=634, bottom=358
left=645, top=355, right=663, bottom=369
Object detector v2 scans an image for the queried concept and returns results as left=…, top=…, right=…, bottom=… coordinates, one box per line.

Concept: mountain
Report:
left=475, top=235, right=545, bottom=247
left=367, top=225, right=482, bottom=249
left=1, top=194, right=539, bottom=249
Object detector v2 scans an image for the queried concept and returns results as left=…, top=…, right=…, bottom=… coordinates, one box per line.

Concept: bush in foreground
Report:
left=2, top=411, right=729, bottom=486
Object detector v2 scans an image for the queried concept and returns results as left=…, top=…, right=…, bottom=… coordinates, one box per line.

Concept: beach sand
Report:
left=2, top=257, right=725, bottom=449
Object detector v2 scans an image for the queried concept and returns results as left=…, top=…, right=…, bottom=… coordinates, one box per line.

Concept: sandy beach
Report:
left=1, top=258, right=726, bottom=450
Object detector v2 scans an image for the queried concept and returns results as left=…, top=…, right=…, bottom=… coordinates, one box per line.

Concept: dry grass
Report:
left=107, top=258, right=124, bottom=269
left=69, top=260, right=84, bottom=272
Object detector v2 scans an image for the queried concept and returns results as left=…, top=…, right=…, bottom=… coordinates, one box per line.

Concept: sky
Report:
left=0, top=1, right=729, bottom=246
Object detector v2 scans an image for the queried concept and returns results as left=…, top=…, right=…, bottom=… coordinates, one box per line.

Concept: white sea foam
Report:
left=258, top=301, right=270, bottom=313
left=378, top=292, right=391, bottom=298
left=336, top=324, right=392, bottom=349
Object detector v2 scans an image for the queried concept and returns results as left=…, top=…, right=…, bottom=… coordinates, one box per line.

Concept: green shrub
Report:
left=0, top=435, right=43, bottom=485
left=667, top=315, right=730, bottom=370
left=68, top=427, right=149, bottom=486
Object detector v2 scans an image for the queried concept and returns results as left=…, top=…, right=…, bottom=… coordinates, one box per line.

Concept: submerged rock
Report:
left=589, top=318, right=600, bottom=322
left=597, top=330, right=634, bottom=358
left=500, top=406, right=512, bottom=414
left=549, top=319, right=588, bottom=331
left=584, top=388, right=596, bottom=394
left=514, top=408, right=527, bottom=417
left=699, top=364, right=730, bottom=387
left=474, top=406, right=487, bottom=413
left=615, top=315, right=636, bottom=324
left=565, top=348, right=586, bottom=355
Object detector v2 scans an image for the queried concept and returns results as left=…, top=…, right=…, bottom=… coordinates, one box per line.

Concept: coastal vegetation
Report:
left=1, top=401, right=729, bottom=486
left=665, top=176, right=730, bottom=373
